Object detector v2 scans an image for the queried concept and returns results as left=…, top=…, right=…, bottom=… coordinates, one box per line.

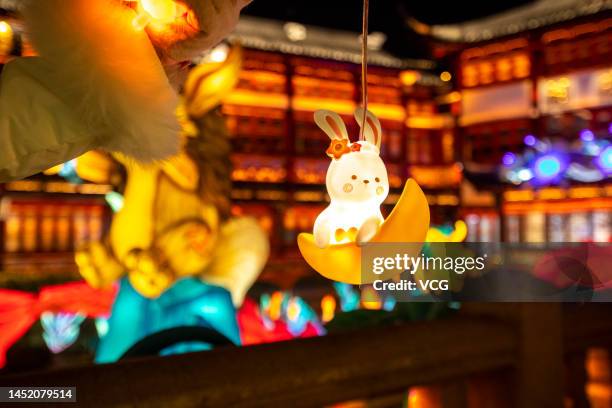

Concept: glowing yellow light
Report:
left=321, top=295, right=336, bottom=323
left=361, top=287, right=382, bottom=310
left=0, top=21, right=13, bottom=57
left=426, top=220, right=467, bottom=243
left=131, top=0, right=177, bottom=31
left=400, top=70, right=421, bottom=86
left=268, top=291, right=283, bottom=321
left=141, top=0, right=176, bottom=21
left=440, top=71, right=452, bottom=82
left=286, top=298, right=301, bottom=322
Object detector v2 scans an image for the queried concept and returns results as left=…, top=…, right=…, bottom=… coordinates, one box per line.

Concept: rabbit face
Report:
left=314, top=108, right=389, bottom=205
left=327, top=144, right=389, bottom=204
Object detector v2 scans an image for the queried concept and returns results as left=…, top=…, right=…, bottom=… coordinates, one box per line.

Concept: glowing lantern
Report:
left=320, top=294, right=336, bottom=323
left=131, top=0, right=178, bottom=30
left=0, top=21, right=13, bottom=57
left=400, top=70, right=420, bottom=86
left=312, top=109, right=388, bottom=248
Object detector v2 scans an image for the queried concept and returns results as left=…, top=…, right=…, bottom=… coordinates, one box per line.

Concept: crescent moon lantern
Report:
left=298, top=178, right=430, bottom=284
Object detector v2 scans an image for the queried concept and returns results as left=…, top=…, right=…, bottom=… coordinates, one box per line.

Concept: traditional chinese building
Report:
left=431, top=0, right=612, bottom=242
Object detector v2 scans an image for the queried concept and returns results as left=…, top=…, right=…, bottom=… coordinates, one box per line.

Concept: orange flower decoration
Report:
left=350, top=143, right=362, bottom=152
left=326, top=138, right=351, bottom=159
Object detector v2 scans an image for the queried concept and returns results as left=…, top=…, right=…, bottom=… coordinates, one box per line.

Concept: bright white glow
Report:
left=0, top=21, right=9, bottom=34
left=284, top=22, right=307, bottom=42
left=204, top=43, right=229, bottom=63
left=517, top=168, right=533, bottom=182
left=96, top=318, right=110, bottom=338
left=141, top=0, right=176, bottom=22
left=312, top=109, right=388, bottom=248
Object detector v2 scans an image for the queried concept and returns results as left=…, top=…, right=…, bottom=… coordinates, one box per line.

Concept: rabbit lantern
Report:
left=313, top=109, right=389, bottom=248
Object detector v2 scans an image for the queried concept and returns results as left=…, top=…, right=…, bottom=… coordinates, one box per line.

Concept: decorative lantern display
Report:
left=297, top=112, right=430, bottom=284
left=312, top=109, right=389, bottom=248
left=501, top=129, right=612, bottom=185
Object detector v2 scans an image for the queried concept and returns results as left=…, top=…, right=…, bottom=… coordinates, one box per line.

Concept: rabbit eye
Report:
left=351, top=175, right=357, bottom=180
left=375, top=177, right=380, bottom=183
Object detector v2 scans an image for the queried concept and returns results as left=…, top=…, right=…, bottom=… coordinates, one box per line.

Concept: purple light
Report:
left=580, top=129, right=594, bottom=142
left=534, top=154, right=563, bottom=180
left=524, top=134, right=537, bottom=147
left=502, top=152, right=516, bottom=166
left=609, top=123, right=612, bottom=135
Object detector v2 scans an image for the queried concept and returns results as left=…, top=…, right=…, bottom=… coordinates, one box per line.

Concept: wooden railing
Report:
left=2, top=303, right=612, bottom=407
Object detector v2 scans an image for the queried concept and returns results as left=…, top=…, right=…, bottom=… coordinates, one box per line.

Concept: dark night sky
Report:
left=243, top=0, right=535, bottom=59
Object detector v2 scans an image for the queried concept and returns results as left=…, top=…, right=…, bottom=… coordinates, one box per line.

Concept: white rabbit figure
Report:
left=313, top=108, right=389, bottom=248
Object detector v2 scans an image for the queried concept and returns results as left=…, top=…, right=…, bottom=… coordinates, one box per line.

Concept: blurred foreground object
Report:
left=71, top=46, right=269, bottom=361
left=0, top=0, right=250, bottom=182
left=0, top=282, right=116, bottom=367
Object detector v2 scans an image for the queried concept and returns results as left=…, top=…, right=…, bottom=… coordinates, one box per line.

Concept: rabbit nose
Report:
left=363, top=179, right=370, bottom=184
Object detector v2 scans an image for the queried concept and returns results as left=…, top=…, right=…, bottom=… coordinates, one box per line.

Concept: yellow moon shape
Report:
left=298, top=178, right=430, bottom=284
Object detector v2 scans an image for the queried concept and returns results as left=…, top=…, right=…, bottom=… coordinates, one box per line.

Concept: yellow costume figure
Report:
left=65, top=46, right=268, bottom=362
left=74, top=46, right=268, bottom=305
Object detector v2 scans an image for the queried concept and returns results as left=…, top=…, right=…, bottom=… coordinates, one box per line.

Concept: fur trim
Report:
left=23, top=0, right=180, bottom=161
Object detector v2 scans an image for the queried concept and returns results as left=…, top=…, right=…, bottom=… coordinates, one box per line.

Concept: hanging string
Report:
left=360, top=0, right=370, bottom=141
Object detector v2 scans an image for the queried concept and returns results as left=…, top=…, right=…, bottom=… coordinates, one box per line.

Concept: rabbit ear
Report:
left=354, top=108, right=382, bottom=150
left=314, top=110, right=348, bottom=140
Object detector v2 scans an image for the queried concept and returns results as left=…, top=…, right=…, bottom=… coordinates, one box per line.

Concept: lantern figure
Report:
left=312, top=109, right=389, bottom=248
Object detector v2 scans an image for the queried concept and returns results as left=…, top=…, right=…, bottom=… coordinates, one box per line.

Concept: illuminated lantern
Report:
left=312, top=108, right=389, bottom=248
left=320, top=294, right=336, bottom=323
left=0, top=21, right=13, bottom=57
left=297, top=110, right=430, bottom=284
left=131, top=0, right=178, bottom=30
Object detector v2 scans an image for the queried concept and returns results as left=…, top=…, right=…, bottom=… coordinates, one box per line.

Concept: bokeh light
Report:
left=580, top=129, right=595, bottom=142
left=534, top=155, right=562, bottom=180
left=502, top=152, right=516, bottom=166
left=598, top=146, right=612, bottom=172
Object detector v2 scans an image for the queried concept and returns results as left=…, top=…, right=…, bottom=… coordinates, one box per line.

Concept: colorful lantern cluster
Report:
left=501, top=129, right=612, bottom=186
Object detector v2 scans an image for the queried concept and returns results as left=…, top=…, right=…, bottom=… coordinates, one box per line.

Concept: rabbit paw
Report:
left=357, top=217, right=381, bottom=245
